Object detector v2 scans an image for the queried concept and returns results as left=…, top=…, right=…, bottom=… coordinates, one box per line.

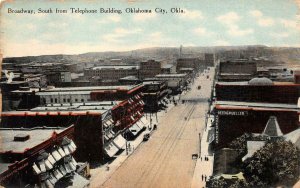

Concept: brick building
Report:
left=213, top=101, right=300, bottom=149
left=0, top=125, right=90, bottom=188
left=1, top=98, right=146, bottom=162
left=84, top=65, right=139, bottom=81
left=215, top=78, right=300, bottom=104
left=139, top=60, right=162, bottom=80
left=176, top=58, right=201, bottom=72
left=218, top=60, right=257, bottom=81
left=142, top=81, right=169, bottom=112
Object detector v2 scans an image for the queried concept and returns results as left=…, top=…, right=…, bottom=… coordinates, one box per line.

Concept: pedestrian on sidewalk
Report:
left=200, top=157, right=202, bottom=161
left=201, top=175, right=204, bottom=181
left=205, top=175, right=207, bottom=182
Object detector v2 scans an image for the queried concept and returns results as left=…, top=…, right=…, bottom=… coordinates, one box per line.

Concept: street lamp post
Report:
left=199, top=133, right=201, bottom=157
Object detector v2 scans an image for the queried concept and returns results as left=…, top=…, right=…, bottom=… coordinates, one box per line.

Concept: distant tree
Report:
left=243, top=139, right=299, bottom=187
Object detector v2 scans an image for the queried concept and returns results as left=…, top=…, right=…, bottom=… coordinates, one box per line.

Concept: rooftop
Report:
left=156, top=74, right=187, bottom=78
left=242, top=141, right=266, bottom=161
left=12, top=85, right=142, bottom=94
left=119, top=76, right=139, bottom=81
left=215, top=101, right=299, bottom=111
left=262, top=116, right=283, bottom=137
left=143, top=81, right=164, bottom=85
left=0, top=127, right=68, bottom=153
left=161, top=64, right=174, bottom=69
left=284, top=128, right=300, bottom=149
left=216, top=81, right=300, bottom=86
left=179, top=68, right=194, bottom=71
left=91, top=65, right=138, bottom=70
left=0, top=102, right=120, bottom=117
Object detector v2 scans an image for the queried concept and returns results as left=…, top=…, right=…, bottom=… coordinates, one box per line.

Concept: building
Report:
left=84, top=65, right=139, bottom=81
left=155, top=74, right=188, bottom=94
left=205, top=53, right=215, bottom=66
left=63, top=63, right=80, bottom=73
left=139, top=60, right=162, bottom=80
left=218, top=60, right=257, bottom=81
left=1, top=99, right=147, bottom=162
left=161, top=64, right=176, bottom=74
left=213, top=101, right=300, bottom=148
left=215, top=78, right=300, bottom=104
left=10, top=84, right=143, bottom=109
left=119, top=76, right=141, bottom=85
left=176, top=58, right=201, bottom=72
left=142, top=81, right=169, bottom=112
left=0, top=126, right=90, bottom=188
left=47, top=71, right=72, bottom=84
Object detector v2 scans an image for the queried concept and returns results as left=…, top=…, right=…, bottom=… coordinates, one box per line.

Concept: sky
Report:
left=1, top=0, right=300, bottom=57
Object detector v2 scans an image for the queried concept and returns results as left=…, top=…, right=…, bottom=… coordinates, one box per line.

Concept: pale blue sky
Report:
left=1, top=0, right=300, bottom=57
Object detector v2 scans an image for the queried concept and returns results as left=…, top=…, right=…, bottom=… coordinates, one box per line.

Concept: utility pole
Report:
left=199, top=133, right=201, bottom=157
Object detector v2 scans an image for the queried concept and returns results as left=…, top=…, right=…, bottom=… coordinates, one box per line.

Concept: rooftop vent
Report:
left=249, top=77, right=273, bottom=86
left=14, top=133, right=30, bottom=142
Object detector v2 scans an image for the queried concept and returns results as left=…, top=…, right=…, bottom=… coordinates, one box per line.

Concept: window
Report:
left=50, top=98, right=53, bottom=103
left=81, top=99, right=84, bottom=102
left=75, top=99, right=78, bottom=102
left=67, top=99, right=70, bottom=102
left=55, top=98, right=58, bottom=103
left=63, top=99, right=66, bottom=103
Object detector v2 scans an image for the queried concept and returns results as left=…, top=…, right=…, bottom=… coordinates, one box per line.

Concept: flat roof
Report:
left=11, top=84, right=141, bottom=94
left=0, top=102, right=121, bottom=117
left=36, top=91, right=91, bottom=96
left=119, top=76, right=139, bottom=80
left=217, top=81, right=300, bottom=86
left=215, top=101, right=299, bottom=111
left=143, top=81, right=164, bottom=85
left=47, top=85, right=140, bottom=92
left=161, top=64, right=174, bottom=69
left=156, top=74, right=187, bottom=78
left=91, top=65, right=138, bottom=70
left=31, top=101, right=120, bottom=113
left=179, top=68, right=194, bottom=70
left=0, top=127, right=67, bottom=153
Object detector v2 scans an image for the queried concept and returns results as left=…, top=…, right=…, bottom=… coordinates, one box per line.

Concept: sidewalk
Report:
left=191, top=114, right=215, bottom=188
left=89, top=126, right=153, bottom=187
left=89, top=102, right=173, bottom=187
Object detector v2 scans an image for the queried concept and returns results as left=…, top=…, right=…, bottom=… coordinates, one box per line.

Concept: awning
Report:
left=129, top=123, right=142, bottom=136
left=113, top=134, right=126, bottom=149
left=104, top=130, right=115, bottom=141
left=66, top=172, right=90, bottom=188
left=207, top=128, right=215, bottom=144
left=104, top=142, right=119, bottom=157
left=139, top=117, right=150, bottom=127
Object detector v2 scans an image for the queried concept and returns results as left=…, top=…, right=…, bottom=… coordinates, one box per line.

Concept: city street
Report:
left=96, top=68, right=215, bottom=188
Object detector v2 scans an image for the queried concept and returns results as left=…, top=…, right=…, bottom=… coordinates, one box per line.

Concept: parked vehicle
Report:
left=143, top=133, right=150, bottom=141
